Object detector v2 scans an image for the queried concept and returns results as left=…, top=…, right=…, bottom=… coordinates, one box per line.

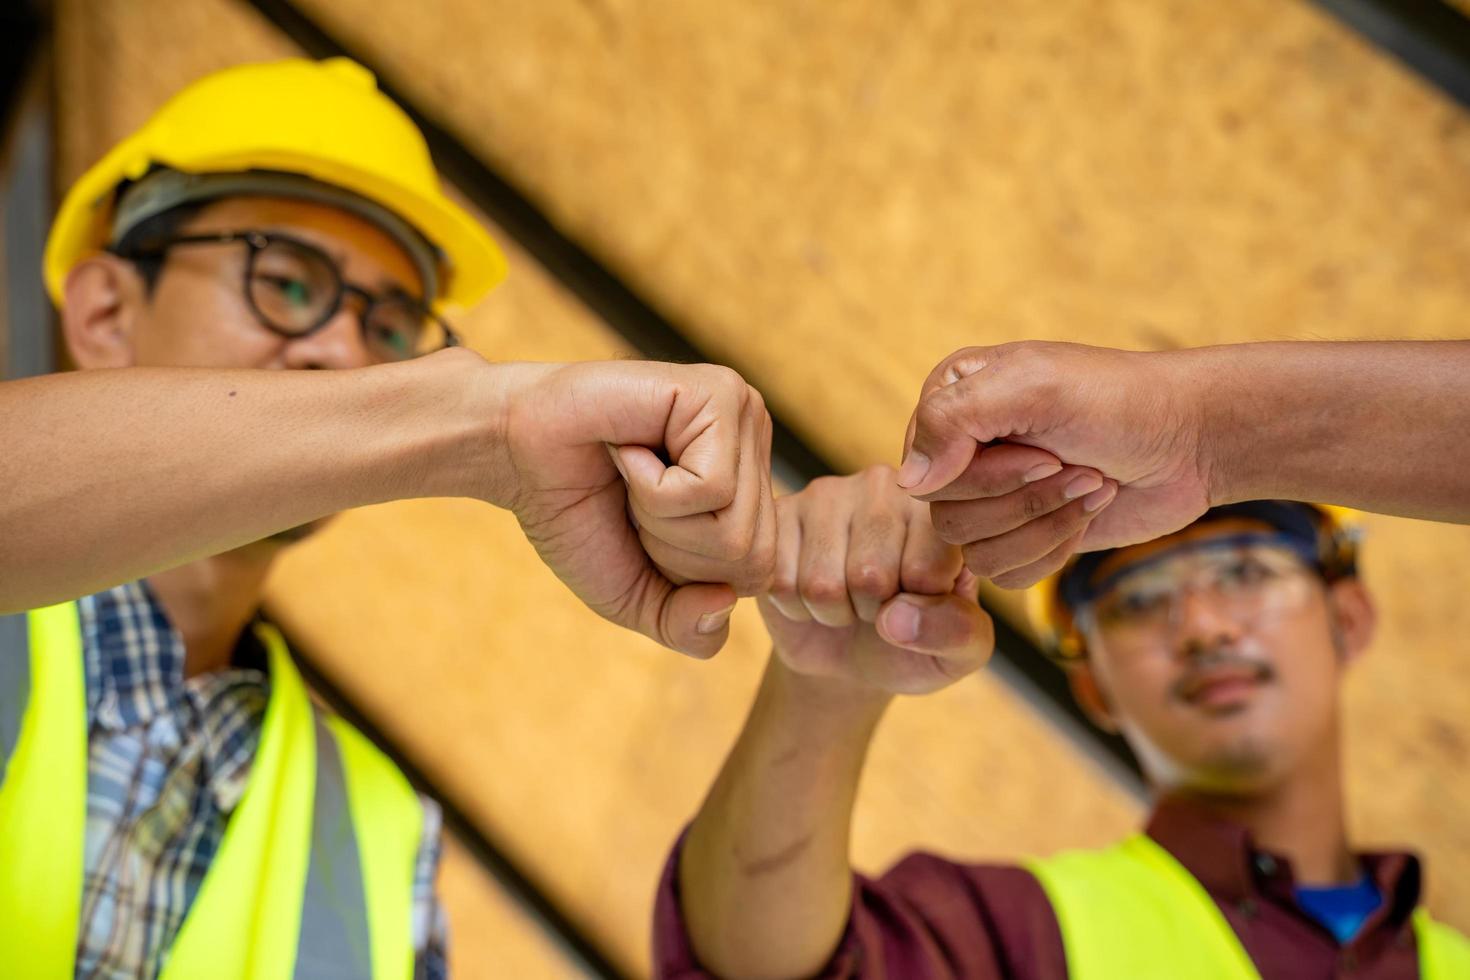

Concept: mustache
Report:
left=1170, top=643, right=1276, bottom=702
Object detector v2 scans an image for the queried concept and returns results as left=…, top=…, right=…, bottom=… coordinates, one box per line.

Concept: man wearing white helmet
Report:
left=659, top=476, right=1470, bottom=978
left=0, top=58, right=774, bottom=977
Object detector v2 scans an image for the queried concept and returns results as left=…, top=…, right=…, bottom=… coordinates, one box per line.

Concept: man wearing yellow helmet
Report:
left=655, top=473, right=1470, bottom=977
left=895, top=339, right=1470, bottom=589
left=0, top=59, right=775, bottom=977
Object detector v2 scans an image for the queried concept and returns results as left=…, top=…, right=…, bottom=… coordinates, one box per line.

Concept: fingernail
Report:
left=1064, top=473, right=1104, bottom=500
left=697, top=603, right=737, bottom=635
left=896, top=451, right=931, bottom=489
left=1082, top=483, right=1117, bottom=513
left=1023, top=463, right=1062, bottom=484
left=883, top=600, right=921, bottom=644
left=609, top=448, right=629, bottom=482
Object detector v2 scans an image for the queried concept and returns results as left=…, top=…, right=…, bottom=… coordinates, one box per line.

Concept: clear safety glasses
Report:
left=1076, top=537, right=1318, bottom=651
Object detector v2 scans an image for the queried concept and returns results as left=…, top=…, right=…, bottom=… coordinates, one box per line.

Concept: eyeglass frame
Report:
left=1070, top=532, right=1323, bottom=641
left=108, top=229, right=461, bottom=359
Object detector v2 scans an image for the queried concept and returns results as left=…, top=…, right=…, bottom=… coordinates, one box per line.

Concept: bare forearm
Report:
left=0, top=348, right=506, bottom=611
left=681, top=658, right=890, bottom=979
left=1191, top=341, right=1470, bottom=521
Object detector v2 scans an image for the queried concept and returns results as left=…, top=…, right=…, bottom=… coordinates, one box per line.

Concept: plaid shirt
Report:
left=71, top=581, right=448, bottom=979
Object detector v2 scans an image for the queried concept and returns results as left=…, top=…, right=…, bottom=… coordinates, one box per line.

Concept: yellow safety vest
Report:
left=1026, top=833, right=1470, bottom=980
left=0, top=601, right=425, bottom=979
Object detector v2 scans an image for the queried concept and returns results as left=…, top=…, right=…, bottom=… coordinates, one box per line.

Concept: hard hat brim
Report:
left=46, top=139, right=506, bottom=310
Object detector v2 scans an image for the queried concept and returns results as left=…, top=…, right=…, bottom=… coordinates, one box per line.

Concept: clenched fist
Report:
left=481, top=358, right=777, bottom=659
left=899, top=341, right=1210, bottom=588
left=762, top=465, right=993, bottom=695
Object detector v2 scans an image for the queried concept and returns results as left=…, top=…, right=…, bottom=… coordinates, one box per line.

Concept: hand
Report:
left=763, top=465, right=993, bottom=696
left=489, top=358, right=776, bottom=659
left=898, top=341, right=1210, bottom=588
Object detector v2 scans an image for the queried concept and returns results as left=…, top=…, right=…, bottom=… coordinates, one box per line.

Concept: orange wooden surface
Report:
left=48, top=1, right=1470, bottom=975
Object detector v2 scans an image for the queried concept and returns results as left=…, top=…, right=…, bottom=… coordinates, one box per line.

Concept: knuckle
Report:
left=929, top=503, right=971, bottom=544
left=849, top=563, right=897, bottom=599
left=933, top=345, right=978, bottom=379
left=715, top=519, right=757, bottom=560
left=743, top=540, right=778, bottom=593
left=961, top=544, right=1007, bottom=580
left=1020, top=487, right=1051, bottom=521
left=801, top=576, right=849, bottom=607
left=803, top=474, right=848, bottom=508
left=915, top=398, right=946, bottom=432
left=1043, top=502, right=1086, bottom=538
left=703, top=475, right=739, bottom=513
left=862, top=463, right=898, bottom=485
left=717, top=365, right=747, bottom=398
left=703, top=362, right=742, bottom=388
left=901, top=558, right=948, bottom=593
left=1003, top=341, right=1062, bottom=393
left=746, top=384, right=767, bottom=415
left=770, top=570, right=800, bottom=603
left=807, top=474, right=843, bottom=496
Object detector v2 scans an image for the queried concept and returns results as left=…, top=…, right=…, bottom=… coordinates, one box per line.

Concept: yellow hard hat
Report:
left=1027, top=502, right=1363, bottom=661
left=44, top=57, right=506, bottom=309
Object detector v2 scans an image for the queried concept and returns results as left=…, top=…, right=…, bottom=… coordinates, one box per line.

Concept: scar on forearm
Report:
left=771, top=744, right=802, bottom=767
left=738, top=832, right=814, bottom=877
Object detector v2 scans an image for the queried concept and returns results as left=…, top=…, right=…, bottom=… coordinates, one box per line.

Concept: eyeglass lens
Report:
left=246, top=237, right=448, bottom=362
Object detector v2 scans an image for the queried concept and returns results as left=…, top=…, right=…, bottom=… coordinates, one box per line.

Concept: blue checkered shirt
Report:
left=71, top=581, right=448, bottom=978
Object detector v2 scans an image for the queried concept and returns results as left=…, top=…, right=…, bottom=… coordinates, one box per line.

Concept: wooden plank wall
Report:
left=51, top=0, right=1470, bottom=975
left=52, top=2, right=1137, bottom=974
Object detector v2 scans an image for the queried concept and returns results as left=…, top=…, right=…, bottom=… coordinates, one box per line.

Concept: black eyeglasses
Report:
left=112, top=230, right=460, bottom=363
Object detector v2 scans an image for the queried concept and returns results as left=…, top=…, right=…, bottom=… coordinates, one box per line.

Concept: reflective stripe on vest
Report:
left=1026, top=833, right=1470, bottom=980
left=0, top=606, right=422, bottom=979
left=0, top=611, right=33, bottom=772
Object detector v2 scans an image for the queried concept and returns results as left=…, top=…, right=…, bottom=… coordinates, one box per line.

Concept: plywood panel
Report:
left=52, top=2, right=1141, bottom=975
left=293, top=0, right=1470, bottom=465
left=284, top=0, right=1470, bottom=931
left=439, top=835, right=593, bottom=980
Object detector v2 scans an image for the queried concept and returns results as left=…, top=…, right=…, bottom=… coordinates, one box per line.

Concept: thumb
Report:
left=900, top=347, right=998, bottom=486
left=653, top=581, right=739, bottom=659
left=897, top=386, right=985, bottom=498
left=900, top=359, right=1032, bottom=498
left=876, top=591, right=993, bottom=664
left=614, top=444, right=729, bottom=520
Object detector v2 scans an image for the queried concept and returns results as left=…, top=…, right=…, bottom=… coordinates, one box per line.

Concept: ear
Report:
left=1066, top=660, right=1121, bottom=733
left=59, top=254, right=147, bottom=369
left=1325, top=576, right=1376, bottom=666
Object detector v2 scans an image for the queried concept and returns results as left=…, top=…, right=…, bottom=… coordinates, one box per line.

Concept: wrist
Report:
left=390, top=348, right=520, bottom=506
left=1162, top=346, right=1243, bottom=507
left=766, top=655, right=894, bottom=733
left=1175, top=344, right=1287, bottom=506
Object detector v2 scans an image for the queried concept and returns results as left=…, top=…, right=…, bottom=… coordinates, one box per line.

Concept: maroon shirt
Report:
left=654, top=798, right=1432, bottom=979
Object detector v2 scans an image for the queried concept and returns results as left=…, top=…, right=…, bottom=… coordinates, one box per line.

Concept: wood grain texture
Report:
left=52, top=1, right=1470, bottom=975
left=438, top=835, right=593, bottom=980
left=51, top=2, right=1140, bottom=975
left=284, top=0, right=1470, bottom=933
